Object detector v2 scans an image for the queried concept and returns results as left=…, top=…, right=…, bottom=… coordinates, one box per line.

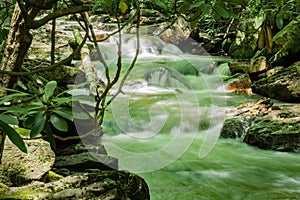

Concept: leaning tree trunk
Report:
left=0, top=4, right=38, bottom=163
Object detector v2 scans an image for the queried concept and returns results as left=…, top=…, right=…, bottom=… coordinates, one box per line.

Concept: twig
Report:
left=106, top=0, right=141, bottom=107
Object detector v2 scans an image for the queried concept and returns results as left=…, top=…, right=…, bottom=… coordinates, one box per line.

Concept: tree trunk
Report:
left=0, top=4, right=35, bottom=163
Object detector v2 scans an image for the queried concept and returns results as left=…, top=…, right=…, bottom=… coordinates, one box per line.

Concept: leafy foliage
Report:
left=0, top=81, right=90, bottom=150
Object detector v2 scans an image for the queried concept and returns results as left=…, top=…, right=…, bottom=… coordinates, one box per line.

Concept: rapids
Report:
left=73, top=31, right=300, bottom=199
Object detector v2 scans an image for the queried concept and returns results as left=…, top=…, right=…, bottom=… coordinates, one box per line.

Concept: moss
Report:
left=0, top=187, right=41, bottom=199
left=16, top=128, right=30, bottom=136
left=41, top=171, right=64, bottom=183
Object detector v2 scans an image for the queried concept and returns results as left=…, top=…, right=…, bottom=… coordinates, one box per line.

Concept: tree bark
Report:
left=0, top=4, right=35, bottom=163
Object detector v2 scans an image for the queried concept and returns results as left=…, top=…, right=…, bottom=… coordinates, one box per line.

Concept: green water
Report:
left=80, top=35, right=300, bottom=199
left=100, top=57, right=299, bottom=199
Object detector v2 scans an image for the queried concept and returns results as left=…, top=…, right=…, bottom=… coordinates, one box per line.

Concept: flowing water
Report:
left=73, top=32, right=300, bottom=199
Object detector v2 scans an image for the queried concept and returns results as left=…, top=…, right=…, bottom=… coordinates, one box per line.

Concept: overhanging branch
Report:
left=26, top=5, right=91, bottom=29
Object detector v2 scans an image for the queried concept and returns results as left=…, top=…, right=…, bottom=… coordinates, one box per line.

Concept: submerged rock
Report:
left=252, top=61, right=300, bottom=103
left=221, top=98, right=300, bottom=152
left=0, top=171, right=150, bottom=200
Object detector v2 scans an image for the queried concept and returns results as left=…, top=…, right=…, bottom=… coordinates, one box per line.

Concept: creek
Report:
left=73, top=31, right=300, bottom=199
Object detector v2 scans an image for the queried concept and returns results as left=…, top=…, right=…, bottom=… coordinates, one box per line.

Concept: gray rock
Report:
left=2, top=138, right=55, bottom=182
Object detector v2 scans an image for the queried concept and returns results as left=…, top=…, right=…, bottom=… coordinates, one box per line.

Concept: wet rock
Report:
left=244, top=117, right=300, bottom=152
left=220, top=117, right=249, bottom=139
left=252, top=61, right=300, bottom=103
left=2, top=138, right=55, bottom=185
left=226, top=74, right=252, bottom=94
left=0, top=171, right=150, bottom=200
left=54, top=152, right=118, bottom=172
left=221, top=98, right=300, bottom=152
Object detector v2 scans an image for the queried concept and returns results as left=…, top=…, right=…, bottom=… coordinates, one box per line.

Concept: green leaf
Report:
left=30, top=115, right=46, bottom=138
left=43, top=81, right=57, bottom=101
left=53, top=97, right=72, bottom=105
left=0, top=106, right=29, bottom=113
left=276, top=15, right=284, bottom=29
left=73, top=107, right=91, bottom=120
left=190, top=10, right=201, bottom=29
left=119, top=0, right=128, bottom=15
left=54, top=108, right=73, bottom=121
left=50, top=114, right=68, bottom=132
left=273, top=0, right=283, bottom=7
left=152, top=0, right=168, bottom=9
left=179, top=2, right=191, bottom=13
left=227, top=10, right=238, bottom=18
left=0, top=122, right=27, bottom=153
left=190, top=1, right=204, bottom=9
left=0, top=92, right=30, bottom=105
left=0, top=114, right=19, bottom=125
left=200, top=4, right=212, bottom=15
left=213, top=4, right=229, bottom=18
left=45, top=122, right=56, bottom=150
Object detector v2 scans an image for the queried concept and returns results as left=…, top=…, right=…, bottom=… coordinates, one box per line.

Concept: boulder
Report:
left=1, top=138, right=55, bottom=185
left=252, top=61, right=300, bottom=102
left=244, top=117, right=300, bottom=152
left=220, top=98, right=300, bottom=152
left=0, top=171, right=150, bottom=200
left=54, top=152, right=118, bottom=172
left=159, top=17, right=191, bottom=45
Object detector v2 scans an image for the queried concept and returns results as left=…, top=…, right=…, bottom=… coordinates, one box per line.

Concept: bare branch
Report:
left=106, top=0, right=141, bottom=107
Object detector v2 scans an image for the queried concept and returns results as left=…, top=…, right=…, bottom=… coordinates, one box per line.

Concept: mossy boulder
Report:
left=0, top=171, right=150, bottom=200
left=220, top=98, right=300, bottom=152
left=244, top=117, right=300, bottom=152
left=252, top=61, right=300, bottom=103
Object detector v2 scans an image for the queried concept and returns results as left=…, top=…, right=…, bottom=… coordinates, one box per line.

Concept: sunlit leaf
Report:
left=119, top=0, right=128, bottom=15
left=0, top=122, right=27, bottom=153
left=50, top=114, right=68, bottom=132
left=30, top=115, right=46, bottom=138
left=0, top=114, right=18, bottom=125
left=43, top=81, right=57, bottom=101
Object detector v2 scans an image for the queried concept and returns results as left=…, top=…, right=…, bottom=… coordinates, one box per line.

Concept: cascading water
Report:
left=72, top=31, right=300, bottom=199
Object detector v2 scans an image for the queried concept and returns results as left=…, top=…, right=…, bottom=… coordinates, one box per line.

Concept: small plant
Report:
left=0, top=81, right=90, bottom=151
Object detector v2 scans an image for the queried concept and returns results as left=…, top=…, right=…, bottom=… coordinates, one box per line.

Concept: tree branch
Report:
left=26, top=5, right=91, bottom=29
left=0, top=33, right=88, bottom=76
